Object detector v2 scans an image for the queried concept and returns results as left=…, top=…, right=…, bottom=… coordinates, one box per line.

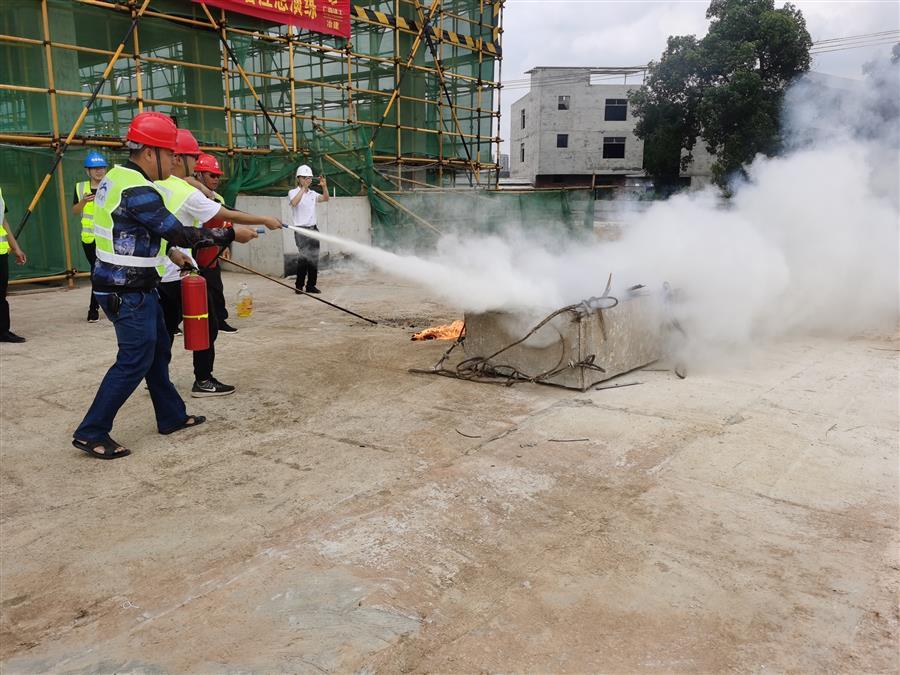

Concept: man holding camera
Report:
left=287, top=164, right=328, bottom=294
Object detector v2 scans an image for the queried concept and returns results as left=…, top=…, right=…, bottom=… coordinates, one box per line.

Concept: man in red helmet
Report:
left=156, top=129, right=281, bottom=398
left=72, top=112, right=260, bottom=460
left=193, top=153, right=237, bottom=335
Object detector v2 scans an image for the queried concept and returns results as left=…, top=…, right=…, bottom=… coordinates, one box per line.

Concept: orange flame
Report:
left=411, top=320, right=466, bottom=341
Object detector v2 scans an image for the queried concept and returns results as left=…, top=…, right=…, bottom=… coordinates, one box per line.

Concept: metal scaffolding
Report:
left=0, top=0, right=504, bottom=282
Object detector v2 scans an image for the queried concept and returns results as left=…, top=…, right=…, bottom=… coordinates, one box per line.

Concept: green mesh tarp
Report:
left=0, top=144, right=131, bottom=280
left=218, top=124, right=389, bottom=205
left=0, top=0, right=506, bottom=280
left=370, top=189, right=595, bottom=250
left=1, top=0, right=493, bottom=155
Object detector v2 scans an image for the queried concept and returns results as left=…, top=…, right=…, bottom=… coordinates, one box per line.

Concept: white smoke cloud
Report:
left=304, top=65, right=899, bottom=365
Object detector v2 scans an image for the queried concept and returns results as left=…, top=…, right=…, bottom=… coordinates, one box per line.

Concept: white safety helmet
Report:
left=296, top=164, right=313, bottom=177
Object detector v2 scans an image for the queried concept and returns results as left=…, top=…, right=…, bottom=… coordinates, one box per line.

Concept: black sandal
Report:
left=160, top=415, right=206, bottom=435
left=72, top=437, right=131, bottom=460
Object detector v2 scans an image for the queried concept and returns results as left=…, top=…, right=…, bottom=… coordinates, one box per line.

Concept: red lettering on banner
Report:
left=194, top=0, right=350, bottom=37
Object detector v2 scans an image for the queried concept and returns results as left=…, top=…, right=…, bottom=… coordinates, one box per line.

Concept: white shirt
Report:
left=160, top=189, right=223, bottom=282
left=288, top=187, right=319, bottom=227
left=176, top=189, right=223, bottom=228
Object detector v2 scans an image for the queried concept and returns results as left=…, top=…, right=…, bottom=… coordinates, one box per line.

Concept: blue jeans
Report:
left=75, top=290, right=187, bottom=441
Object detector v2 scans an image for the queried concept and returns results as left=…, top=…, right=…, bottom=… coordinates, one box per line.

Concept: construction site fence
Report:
left=370, top=188, right=596, bottom=249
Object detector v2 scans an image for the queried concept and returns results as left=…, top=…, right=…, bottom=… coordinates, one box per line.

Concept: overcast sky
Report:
left=497, top=0, right=900, bottom=153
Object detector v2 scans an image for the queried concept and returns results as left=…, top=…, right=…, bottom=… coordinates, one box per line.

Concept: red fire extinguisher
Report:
left=181, top=272, right=210, bottom=351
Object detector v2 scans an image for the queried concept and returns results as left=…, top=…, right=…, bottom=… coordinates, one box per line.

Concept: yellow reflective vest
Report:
left=92, top=166, right=167, bottom=269
left=0, top=187, right=9, bottom=255
left=75, top=180, right=96, bottom=244
left=154, top=175, right=201, bottom=276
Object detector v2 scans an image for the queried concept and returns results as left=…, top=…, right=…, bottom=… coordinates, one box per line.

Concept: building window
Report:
left=604, top=98, right=627, bottom=121
left=520, top=142, right=525, bottom=163
left=603, top=136, right=626, bottom=159
left=520, top=108, right=525, bottom=129
left=556, top=134, right=568, bottom=148
left=558, top=95, right=570, bottom=111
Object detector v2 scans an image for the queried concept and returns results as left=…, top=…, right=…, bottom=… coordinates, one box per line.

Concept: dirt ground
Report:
left=1, top=268, right=898, bottom=673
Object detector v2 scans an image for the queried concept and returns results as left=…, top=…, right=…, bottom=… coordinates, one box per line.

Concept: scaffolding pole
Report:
left=13, top=0, right=153, bottom=241
left=0, top=0, right=502, bottom=282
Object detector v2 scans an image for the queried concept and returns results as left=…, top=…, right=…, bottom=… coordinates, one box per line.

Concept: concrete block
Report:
left=463, top=290, right=664, bottom=390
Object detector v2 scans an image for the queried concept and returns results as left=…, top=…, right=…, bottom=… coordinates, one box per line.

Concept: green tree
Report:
left=630, top=0, right=812, bottom=188
left=629, top=36, right=703, bottom=181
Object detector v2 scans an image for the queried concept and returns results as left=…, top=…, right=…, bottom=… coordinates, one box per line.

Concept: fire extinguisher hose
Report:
left=199, top=224, right=377, bottom=325
left=219, top=256, right=378, bottom=325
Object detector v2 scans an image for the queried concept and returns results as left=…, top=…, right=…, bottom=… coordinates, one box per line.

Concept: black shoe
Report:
left=0, top=331, right=26, bottom=343
left=218, top=322, right=238, bottom=334
left=191, top=377, right=236, bottom=398
left=306, top=286, right=322, bottom=294
left=295, top=289, right=303, bottom=295
left=87, top=309, right=100, bottom=323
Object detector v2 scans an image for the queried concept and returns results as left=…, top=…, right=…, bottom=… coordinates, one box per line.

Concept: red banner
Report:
left=195, top=0, right=351, bottom=38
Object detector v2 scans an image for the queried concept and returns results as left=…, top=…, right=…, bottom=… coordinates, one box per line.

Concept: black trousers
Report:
left=81, top=241, right=100, bottom=314
left=201, top=265, right=228, bottom=325
left=294, top=226, right=319, bottom=290
left=158, top=279, right=218, bottom=382
left=0, top=253, right=9, bottom=335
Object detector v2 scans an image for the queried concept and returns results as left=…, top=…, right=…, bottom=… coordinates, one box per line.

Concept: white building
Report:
left=509, top=67, right=714, bottom=188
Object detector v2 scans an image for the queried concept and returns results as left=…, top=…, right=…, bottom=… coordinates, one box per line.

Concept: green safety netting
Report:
left=0, top=144, right=133, bottom=280
left=370, top=188, right=595, bottom=250
left=0, top=0, right=556, bottom=281
left=217, top=123, right=389, bottom=205
left=0, top=142, right=593, bottom=281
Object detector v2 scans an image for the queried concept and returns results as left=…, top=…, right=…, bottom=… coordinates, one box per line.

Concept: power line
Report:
left=811, top=35, right=899, bottom=50
left=501, top=71, right=646, bottom=91
left=812, top=30, right=900, bottom=46
left=503, top=79, right=641, bottom=91
left=811, top=39, right=899, bottom=55
left=499, top=31, right=898, bottom=90
left=504, top=70, right=645, bottom=85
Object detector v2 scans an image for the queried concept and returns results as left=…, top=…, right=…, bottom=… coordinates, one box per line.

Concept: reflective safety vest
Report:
left=92, top=166, right=166, bottom=269
left=154, top=175, right=202, bottom=276
left=0, top=186, right=9, bottom=255
left=75, top=180, right=96, bottom=244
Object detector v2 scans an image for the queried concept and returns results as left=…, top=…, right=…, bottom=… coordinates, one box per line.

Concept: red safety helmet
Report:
left=126, top=112, right=178, bottom=151
left=195, top=153, right=223, bottom=176
left=174, top=129, right=201, bottom=157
